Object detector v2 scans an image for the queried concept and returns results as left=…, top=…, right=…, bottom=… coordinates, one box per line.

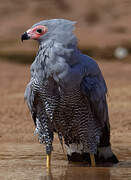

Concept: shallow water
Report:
left=0, top=143, right=131, bottom=180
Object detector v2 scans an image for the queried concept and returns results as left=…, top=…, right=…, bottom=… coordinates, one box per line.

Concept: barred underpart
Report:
left=53, top=89, right=102, bottom=154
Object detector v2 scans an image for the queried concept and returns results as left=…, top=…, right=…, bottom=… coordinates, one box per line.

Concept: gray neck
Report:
left=35, top=39, right=80, bottom=84
left=39, top=38, right=80, bottom=65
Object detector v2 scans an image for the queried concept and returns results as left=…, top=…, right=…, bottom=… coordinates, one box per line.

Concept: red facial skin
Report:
left=27, top=25, right=48, bottom=40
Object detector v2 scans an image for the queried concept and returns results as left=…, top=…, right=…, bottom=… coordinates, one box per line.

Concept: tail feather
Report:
left=65, top=144, right=119, bottom=164
left=96, top=146, right=119, bottom=164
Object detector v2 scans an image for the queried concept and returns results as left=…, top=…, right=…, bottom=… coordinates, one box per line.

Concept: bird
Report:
left=21, top=19, right=118, bottom=168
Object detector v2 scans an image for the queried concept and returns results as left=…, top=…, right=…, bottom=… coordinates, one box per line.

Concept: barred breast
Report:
left=53, top=89, right=102, bottom=154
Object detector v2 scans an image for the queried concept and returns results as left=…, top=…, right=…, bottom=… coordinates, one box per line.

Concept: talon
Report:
left=90, top=153, right=96, bottom=167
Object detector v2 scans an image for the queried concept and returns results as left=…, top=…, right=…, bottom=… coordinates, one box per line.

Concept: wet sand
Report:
left=0, top=60, right=131, bottom=179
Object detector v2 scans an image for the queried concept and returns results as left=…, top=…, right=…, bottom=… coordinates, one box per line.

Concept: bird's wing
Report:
left=24, top=80, right=37, bottom=125
left=80, top=55, right=109, bottom=127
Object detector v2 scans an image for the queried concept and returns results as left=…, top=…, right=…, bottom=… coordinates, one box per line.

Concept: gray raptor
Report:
left=21, top=19, right=118, bottom=167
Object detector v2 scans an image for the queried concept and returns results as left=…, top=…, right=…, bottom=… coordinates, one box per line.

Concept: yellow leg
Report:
left=90, top=153, right=96, bottom=167
left=46, top=154, right=51, bottom=169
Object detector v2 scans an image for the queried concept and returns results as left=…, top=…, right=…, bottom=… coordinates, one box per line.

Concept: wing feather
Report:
left=80, top=60, right=109, bottom=127
left=24, top=80, right=37, bottom=125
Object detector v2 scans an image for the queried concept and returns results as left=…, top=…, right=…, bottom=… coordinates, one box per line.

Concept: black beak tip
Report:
left=21, top=32, right=30, bottom=42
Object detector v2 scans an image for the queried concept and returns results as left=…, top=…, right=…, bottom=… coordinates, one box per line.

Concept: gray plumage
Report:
left=23, top=19, right=118, bottom=163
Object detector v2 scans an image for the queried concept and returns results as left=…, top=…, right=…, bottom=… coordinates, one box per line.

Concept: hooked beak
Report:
left=21, top=32, right=30, bottom=42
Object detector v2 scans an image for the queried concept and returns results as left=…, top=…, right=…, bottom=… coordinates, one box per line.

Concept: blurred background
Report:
left=0, top=0, right=131, bottom=61
left=0, top=1, right=131, bottom=179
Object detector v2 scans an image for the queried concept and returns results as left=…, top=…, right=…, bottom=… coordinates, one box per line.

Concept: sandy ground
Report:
left=0, top=59, right=131, bottom=179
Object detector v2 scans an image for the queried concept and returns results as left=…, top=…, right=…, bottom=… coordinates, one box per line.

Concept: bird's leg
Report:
left=46, top=143, right=53, bottom=169
left=46, top=153, right=51, bottom=169
left=90, top=153, right=96, bottom=167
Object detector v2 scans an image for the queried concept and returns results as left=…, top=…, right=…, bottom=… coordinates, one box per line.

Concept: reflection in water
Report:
left=0, top=144, right=131, bottom=180
left=39, top=165, right=111, bottom=180
left=39, top=161, right=131, bottom=180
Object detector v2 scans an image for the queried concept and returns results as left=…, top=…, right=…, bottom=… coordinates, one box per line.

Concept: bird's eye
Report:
left=36, top=29, right=42, bottom=33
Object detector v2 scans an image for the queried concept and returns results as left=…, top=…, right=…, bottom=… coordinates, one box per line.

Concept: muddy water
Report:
left=0, top=143, right=131, bottom=180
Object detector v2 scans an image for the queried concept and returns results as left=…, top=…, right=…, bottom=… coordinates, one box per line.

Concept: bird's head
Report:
left=21, top=19, right=77, bottom=45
